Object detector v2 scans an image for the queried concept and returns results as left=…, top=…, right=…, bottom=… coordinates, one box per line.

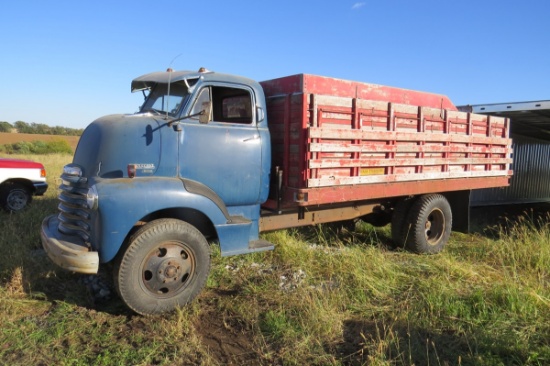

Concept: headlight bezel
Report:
left=86, top=185, right=99, bottom=210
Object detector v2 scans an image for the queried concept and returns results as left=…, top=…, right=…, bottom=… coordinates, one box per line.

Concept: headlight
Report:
left=86, top=185, right=98, bottom=210
left=63, top=165, right=82, bottom=177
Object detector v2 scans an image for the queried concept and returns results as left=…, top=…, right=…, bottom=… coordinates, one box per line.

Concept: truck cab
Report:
left=41, top=68, right=273, bottom=315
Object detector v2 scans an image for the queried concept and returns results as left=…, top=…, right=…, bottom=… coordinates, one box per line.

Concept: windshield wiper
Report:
left=143, top=108, right=164, bottom=115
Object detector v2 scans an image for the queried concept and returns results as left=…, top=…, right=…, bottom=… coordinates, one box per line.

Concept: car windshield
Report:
left=140, top=82, right=189, bottom=117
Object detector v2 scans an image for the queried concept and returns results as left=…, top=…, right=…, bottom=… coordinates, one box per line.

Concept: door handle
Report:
left=243, top=134, right=260, bottom=142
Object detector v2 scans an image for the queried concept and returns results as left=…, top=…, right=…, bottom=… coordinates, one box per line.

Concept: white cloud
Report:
left=351, top=2, right=366, bottom=10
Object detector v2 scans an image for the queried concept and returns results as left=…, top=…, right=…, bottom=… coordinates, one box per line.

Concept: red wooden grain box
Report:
left=260, top=74, right=512, bottom=208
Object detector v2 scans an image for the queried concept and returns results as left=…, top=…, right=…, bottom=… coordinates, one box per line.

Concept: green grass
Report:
left=1, top=153, right=549, bottom=365
left=0, top=139, right=73, bottom=154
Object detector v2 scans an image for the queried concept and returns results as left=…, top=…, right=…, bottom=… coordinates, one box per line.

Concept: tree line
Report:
left=0, top=121, right=83, bottom=136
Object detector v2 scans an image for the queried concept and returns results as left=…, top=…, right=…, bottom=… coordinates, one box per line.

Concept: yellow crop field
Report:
left=0, top=132, right=80, bottom=151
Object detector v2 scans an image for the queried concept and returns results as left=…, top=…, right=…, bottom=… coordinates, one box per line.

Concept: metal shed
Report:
left=459, top=101, right=550, bottom=205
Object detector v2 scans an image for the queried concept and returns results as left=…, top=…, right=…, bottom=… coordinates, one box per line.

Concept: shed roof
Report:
left=459, top=100, right=550, bottom=139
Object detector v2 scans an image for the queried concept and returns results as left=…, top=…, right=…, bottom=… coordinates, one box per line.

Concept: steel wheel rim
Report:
left=425, top=208, right=445, bottom=246
left=139, top=241, right=196, bottom=298
left=7, top=190, right=27, bottom=211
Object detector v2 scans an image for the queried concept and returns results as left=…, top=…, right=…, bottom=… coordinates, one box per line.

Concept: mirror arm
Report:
left=167, top=110, right=206, bottom=126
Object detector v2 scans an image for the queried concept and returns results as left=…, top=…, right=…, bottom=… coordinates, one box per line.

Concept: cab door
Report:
left=178, top=84, right=262, bottom=206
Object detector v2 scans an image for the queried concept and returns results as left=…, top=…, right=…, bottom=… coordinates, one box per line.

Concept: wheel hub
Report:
left=425, top=209, right=445, bottom=245
left=141, top=242, right=195, bottom=296
left=164, top=264, right=178, bottom=279
left=158, top=259, right=183, bottom=282
left=8, top=191, right=27, bottom=211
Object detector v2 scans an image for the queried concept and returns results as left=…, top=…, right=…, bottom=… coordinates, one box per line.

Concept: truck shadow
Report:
left=0, top=195, right=134, bottom=317
left=292, top=202, right=550, bottom=250
left=469, top=202, right=550, bottom=239
left=293, top=221, right=395, bottom=251
left=30, top=250, right=133, bottom=316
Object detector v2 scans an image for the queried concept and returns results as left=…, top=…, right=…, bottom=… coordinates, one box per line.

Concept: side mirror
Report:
left=199, top=101, right=212, bottom=124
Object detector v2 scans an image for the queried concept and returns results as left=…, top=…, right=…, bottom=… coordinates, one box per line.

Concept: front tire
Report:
left=114, top=219, right=211, bottom=315
left=0, top=183, right=32, bottom=212
left=403, top=194, right=452, bottom=254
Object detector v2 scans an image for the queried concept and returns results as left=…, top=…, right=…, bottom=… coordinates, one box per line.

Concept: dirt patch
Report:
left=193, top=298, right=267, bottom=366
left=0, top=132, right=80, bottom=151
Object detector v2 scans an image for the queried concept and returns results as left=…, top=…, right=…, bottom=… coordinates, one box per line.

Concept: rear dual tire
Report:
left=391, top=194, right=452, bottom=254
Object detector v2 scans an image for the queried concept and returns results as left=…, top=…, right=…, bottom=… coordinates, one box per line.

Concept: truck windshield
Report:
left=140, top=82, right=189, bottom=117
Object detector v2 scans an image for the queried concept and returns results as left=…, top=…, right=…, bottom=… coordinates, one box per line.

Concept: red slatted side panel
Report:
left=307, top=95, right=512, bottom=188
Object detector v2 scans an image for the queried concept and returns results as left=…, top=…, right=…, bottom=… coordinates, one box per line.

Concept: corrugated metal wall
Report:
left=471, top=134, right=550, bottom=206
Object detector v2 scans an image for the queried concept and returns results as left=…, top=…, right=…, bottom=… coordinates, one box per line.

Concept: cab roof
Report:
left=130, top=68, right=258, bottom=92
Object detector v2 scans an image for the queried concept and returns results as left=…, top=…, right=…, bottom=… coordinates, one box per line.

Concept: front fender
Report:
left=94, top=177, right=228, bottom=263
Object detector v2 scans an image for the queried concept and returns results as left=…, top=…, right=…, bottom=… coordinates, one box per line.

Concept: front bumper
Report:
left=41, top=214, right=99, bottom=274
left=33, top=181, right=48, bottom=196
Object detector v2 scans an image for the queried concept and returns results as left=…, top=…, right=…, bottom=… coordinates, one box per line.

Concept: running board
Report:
left=216, top=217, right=275, bottom=256
left=249, top=239, right=275, bottom=252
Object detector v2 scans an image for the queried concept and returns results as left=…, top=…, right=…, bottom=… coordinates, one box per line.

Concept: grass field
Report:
left=0, top=153, right=549, bottom=365
left=0, top=132, right=80, bottom=152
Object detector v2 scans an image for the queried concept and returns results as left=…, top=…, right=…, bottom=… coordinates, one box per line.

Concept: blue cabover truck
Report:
left=41, top=68, right=512, bottom=315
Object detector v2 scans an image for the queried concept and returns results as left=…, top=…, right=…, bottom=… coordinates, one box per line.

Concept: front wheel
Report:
left=113, top=219, right=211, bottom=315
left=403, top=194, right=452, bottom=254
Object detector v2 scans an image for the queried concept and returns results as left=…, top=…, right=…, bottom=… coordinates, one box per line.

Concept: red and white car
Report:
left=0, top=158, right=48, bottom=212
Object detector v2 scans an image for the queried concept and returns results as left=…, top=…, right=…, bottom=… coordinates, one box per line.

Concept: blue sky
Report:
left=1, top=0, right=548, bottom=129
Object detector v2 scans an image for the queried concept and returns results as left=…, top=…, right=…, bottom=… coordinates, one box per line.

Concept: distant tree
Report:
left=31, top=122, right=51, bottom=134
left=5, top=119, right=83, bottom=136
left=52, top=126, right=67, bottom=135
left=0, top=121, right=13, bottom=132
left=14, top=121, right=31, bottom=133
left=72, top=128, right=84, bottom=136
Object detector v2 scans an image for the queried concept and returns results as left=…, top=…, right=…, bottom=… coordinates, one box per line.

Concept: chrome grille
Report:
left=57, top=172, right=91, bottom=242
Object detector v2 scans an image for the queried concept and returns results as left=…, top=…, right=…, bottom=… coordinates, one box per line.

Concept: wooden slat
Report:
left=308, top=169, right=512, bottom=188
left=309, top=157, right=513, bottom=169
left=309, top=127, right=513, bottom=145
left=309, top=142, right=511, bottom=154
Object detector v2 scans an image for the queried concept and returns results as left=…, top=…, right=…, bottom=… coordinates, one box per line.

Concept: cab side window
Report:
left=191, top=85, right=253, bottom=124
left=217, top=92, right=252, bottom=123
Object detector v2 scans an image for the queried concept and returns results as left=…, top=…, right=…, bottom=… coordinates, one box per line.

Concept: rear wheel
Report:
left=0, top=183, right=32, bottom=212
left=113, top=219, right=210, bottom=315
left=403, top=194, right=452, bottom=254
left=391, top=196, right=417, bottom=248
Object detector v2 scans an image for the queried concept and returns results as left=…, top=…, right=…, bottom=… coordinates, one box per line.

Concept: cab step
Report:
left=249, top=239, right=275, bottom=252
left=228, top=215, right=251, bottom=224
